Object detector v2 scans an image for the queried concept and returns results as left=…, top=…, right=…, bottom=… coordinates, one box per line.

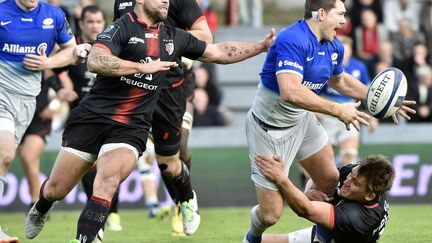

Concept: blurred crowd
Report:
left=341, top=0, right=432, bottom=122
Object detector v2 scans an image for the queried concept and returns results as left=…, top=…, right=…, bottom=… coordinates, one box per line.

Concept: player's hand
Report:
left=57, top=88, right=78, bottom=102
left=23, top=47, right=50, bottom=71
left=139, top=58, right=178, bottom=74
left=368, top=117, right=379, bottom=133
left=304, top=189, right=332, bottom=202
left=333, top=101, right=370, bottom=131
left=391, top=99, right=416, bottom=124
left=255, top=154, right=286, bottom=184
left=261, top=28, right=276, bottom=52
left=73, top=43, right=92, bottom=64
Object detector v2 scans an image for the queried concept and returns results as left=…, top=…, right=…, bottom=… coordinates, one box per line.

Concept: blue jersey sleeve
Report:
left=275, top=32, right=306, bottom=78
left=54, top=10, right=74, bottom=45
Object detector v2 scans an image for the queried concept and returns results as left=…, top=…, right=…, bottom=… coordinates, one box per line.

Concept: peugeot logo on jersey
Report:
left=165, top=43, right=174, bottom=55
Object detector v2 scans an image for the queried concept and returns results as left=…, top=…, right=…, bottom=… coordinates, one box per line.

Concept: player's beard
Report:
left=143, top=3, right=167, bottom=23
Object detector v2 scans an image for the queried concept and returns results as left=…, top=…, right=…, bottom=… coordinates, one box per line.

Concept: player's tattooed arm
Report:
left=87, top=46, right=178, bottom=76
left=199, top=28, right=275, bottom=64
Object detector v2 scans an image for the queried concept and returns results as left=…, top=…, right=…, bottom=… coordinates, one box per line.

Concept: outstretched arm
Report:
left=87, top=46, right=178, bottom=77
left=198, top=28, right=275, bottom=64
left=255, top=154, right=333, bottom=228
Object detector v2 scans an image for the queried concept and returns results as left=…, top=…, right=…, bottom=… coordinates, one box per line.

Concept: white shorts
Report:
left=287, top=226, right=324, bottom=243
left=0, top=89, right=36, bottom=144
left=319, top=114, right=358, bottom=146
left=245, top=110, right=328, bottom=191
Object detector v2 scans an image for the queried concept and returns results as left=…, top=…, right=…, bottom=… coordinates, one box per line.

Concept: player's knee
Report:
left=158, top=162, right=179, bottom=178
left=260, top=210, right=282, bottom=226
left=44, top=181, right=68, bottom=201
left=0, top=148, right=16, bottom=170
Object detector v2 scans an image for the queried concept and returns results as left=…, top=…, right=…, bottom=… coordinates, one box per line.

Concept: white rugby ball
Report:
left=366, top=67, right=407, bottom=119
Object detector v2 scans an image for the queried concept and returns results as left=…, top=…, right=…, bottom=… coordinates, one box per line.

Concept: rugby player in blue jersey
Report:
left=242, top=1, right=415, bottom=243
left=0, top=0, right=76, bottom=241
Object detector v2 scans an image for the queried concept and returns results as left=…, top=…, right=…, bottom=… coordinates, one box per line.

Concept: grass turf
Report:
left=1, top=205, right=431, bottom=242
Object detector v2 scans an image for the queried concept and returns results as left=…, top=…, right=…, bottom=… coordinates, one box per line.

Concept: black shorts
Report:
left=62, top=106, right=148, bottom=156
left=22, top=113, right=52, bottom=143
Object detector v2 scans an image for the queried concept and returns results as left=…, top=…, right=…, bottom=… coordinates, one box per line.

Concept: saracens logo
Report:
left=165, top=43, right=174, bottom=55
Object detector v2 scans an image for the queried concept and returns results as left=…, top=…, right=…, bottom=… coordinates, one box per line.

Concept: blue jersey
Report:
left=251, top=20, right=344, bottom=127
left=0, top=0, right=74, bottom=96
left=260, top=19, right=344, bottom=95
left=321, top=57, right=370, bottom=103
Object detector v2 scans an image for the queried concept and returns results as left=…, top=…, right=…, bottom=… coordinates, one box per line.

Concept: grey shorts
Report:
left=0, top=89, right=36, bottom=144
left=319, top=113, right=358, bottom=146
left=245, top=110, right=328, bottom=191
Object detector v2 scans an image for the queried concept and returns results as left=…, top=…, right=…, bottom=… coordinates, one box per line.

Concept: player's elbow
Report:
left=280, top=91, right=298, bottom=103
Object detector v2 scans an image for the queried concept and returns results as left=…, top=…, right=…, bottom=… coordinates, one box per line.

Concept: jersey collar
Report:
left=129, top=11, right=162, bottom=30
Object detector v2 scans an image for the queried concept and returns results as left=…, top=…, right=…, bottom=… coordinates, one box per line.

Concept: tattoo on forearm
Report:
left=88, top=48, right=120, bottom=76
left=225, top=43, right=258, bottom=59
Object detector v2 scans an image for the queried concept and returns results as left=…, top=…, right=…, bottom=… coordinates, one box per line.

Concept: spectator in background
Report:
left=73, top=0, right=94, bottom=36
left=383, top=0, right=421, bottom=38
left=373, top=41, right=403, bottom=75
left=197, top=0, right=218, bottom=34
left=238, top=0, right=263, bottom=28
left=420, top=0, right=432, bottom=58
left=193, top=88, right=227, bottom=127
left=348, top=0, right=383, bottom=34
left=354, top=8, right=388, bottom=76
left=392, top=19, right=425, bottom=62
left=407, top=65, right=432, bottom=122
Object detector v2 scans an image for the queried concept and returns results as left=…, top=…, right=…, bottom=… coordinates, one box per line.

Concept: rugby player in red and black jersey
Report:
left=114, top=0, right=214, bottom=235
left=250, top=154, right=394, bottom=243
left=25, top=0, right=275, bottom=242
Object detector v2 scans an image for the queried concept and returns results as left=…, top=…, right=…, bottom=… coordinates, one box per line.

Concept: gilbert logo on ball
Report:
left=366, top=67, right=407, bottom=119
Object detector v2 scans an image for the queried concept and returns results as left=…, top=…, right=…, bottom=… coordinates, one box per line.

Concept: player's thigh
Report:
left=97, top=145, right=138, bottom=183
left=152, top=88, right=186, bottom=156
left=299, top=143, right=338, bottom=193
left=262, top=234, right=289, bottom=243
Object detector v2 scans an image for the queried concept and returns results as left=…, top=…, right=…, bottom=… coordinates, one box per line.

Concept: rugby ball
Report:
left=366, top=67, right=407, bottom=119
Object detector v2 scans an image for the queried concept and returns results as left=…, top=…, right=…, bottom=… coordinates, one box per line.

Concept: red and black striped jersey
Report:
left=113, top=0, right=206, bottom=88
left=316, top=164, right=390, bottom=243
left=79, top=11, right=206, bottom=128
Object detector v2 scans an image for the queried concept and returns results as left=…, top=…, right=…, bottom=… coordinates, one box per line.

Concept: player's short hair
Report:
left=358, top=154, right=395, bottom=196
left=81, top=5, right=106, bottom=21
left=304, top=0, right=346, bottom=19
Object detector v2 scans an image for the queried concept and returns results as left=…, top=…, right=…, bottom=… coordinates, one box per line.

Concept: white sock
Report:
left=250, top=205, right=268, bottom=236
left=146, top=196, right=158, bottom=206
left=0, top=176, right=5, bottom=199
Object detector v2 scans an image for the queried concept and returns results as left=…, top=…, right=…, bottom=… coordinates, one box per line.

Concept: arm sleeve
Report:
left=94, top=22, right=126, bottom=56
left=176, top=0, right=204, bottom=29
left=275, top=35, right=306, bottom=77
left=56, top=11, right=74, bottom=45
left=175, top=29, right=206, bottom=60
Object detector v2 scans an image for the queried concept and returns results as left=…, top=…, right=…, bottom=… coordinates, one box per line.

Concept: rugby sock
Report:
left=159, top=164, right=180, bottom=204
left=0, top=176, right=5, bottom=199
left=76, top=196, right=111, bottom=242
left=35, top=179, right=55, bottom=214
left=250, top=205, right=268, bottom=237
left=175, top=161, right=193, bottom=203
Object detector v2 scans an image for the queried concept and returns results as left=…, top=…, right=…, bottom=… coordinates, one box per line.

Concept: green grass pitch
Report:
left=1, top=205, right=431, bottom=242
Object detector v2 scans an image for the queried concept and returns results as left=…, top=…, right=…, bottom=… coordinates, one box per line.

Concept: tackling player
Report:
left=254, top=154, right=394, bottom=243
